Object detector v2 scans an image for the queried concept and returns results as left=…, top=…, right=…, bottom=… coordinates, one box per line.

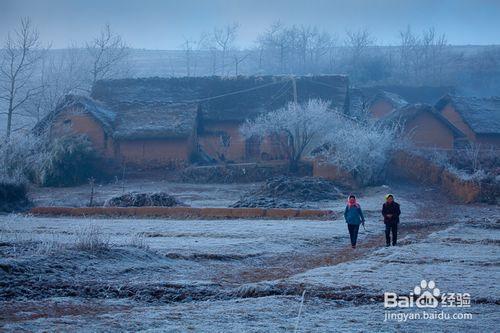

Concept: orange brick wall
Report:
left=51, top=107, right=114, bottom=158
left=116, top=139, right=190, bottom=168
left=440, top=104, right=476, bottom=141
left=199, top=121, right=284, bottom=162
left=406, top=112, right=456, bottom=149
left=370, top=100, right=394, bottom=118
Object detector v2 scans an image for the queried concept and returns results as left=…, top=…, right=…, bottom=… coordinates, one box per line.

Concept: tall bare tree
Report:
left=0, top=17, right=45, bottom=139
left=345, top=29, right=374, bottom=82
left=181, top=37, right=195, bottom=77
left=31, top=46, right=87, bottom=122
left=86, top=24, right=129, bottom=87
left=212, top=23, right=239, bottom=75
left=233, top=51, right=250, bottom=76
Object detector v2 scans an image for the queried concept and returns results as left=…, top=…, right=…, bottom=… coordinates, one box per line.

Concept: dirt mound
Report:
left=181, top=162, right=312, bottom=183
left=104, top=192, right=185, bottom=207
left=231, top=176, right=344, bottom=208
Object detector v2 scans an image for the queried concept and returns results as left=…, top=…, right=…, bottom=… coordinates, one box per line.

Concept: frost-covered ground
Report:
left=1, top=183, right=499, bottom=332
left=29, top=179, right=261, bottom=208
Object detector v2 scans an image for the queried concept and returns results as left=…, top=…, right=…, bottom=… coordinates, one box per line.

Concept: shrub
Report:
left=36, top=135, right=103, bottom=186
left=0, top=181, right=30, bottom=212
left=319, top=122, right=401, bottom=186
left=0, top=134, right=107, bottom=187
left=0, top=134, right=42, bottom=183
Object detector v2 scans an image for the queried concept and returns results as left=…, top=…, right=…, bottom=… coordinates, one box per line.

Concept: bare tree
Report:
left=344, top=29, right=374, bottom=82
left=181, top=37, right=195, bottom=77
left=0, top=17, right=45, bottom=139
left=233, top=51, right=250, bottom=76
left=212, top=23, right=239, bottom=75
left=398, top=25, right=418, bottom=81
left=31, top=46, right=87, bottom=122
left=86, top=24, right=129, bottom=87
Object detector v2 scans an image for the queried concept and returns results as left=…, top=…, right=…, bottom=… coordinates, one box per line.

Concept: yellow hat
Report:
left=385, top=194, right=394, bottom=200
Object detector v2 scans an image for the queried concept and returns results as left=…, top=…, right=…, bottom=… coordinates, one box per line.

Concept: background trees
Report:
left=0, top=18, right=45, bottom=138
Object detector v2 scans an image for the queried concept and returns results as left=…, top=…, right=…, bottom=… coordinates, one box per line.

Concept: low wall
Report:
left=391, top=150, right=484, bottom=203
left=30, top=206, right=336, bottom=220
left=312, top=160, right=359, bottom=189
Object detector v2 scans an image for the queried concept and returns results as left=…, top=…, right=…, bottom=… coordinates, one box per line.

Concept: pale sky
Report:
left=1, top=0, right=499, bottom=49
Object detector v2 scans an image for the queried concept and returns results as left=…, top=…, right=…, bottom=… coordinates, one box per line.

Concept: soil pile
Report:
left=181, top=163, right=312, bottom=183
left=104, top=192, right=185, bottom=207
left=231, top=176, right=344, bottom=208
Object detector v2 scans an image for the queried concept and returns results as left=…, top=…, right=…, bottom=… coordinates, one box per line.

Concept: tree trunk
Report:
left=6, top=97, right=13, bottom=139
left=288, top=158, right=299, bottom=173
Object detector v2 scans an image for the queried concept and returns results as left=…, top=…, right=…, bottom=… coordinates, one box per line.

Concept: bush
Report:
left=0, top=181, right=30, bottom=212
left=37, top=135, right=104, bottom=187
left=0, top=134, right=107, bottom=187
left=319, top=122, right=401, bottom=186
left=0, top=134, right=42, bottom=183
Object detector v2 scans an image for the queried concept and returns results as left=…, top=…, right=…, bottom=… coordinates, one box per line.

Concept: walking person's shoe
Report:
left=386, top=243, right=390, bottom=247
left=352, top=245, right=356, bottom=249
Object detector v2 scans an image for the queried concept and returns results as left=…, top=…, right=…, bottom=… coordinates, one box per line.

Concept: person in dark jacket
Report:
left=382, top=194, right=401, bottom=246
left=344, top=195, right=365, bottom=249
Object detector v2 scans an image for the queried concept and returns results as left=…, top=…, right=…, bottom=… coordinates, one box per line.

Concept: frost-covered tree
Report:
left=319, top=121, right=401, bottom=186
left=240, top=99, right=336, bottom=171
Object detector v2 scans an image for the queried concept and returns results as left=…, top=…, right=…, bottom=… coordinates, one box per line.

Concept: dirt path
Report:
left=217, top=182, right=458, bottom=284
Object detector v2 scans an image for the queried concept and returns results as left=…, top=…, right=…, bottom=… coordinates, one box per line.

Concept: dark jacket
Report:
left=382, top=202, right=401, bottom=224
left=344, top=204, right=365, bottom=225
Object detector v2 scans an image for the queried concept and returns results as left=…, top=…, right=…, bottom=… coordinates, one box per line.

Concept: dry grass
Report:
left=74, top=224, right=110, bottom=252
left=129, top=233, right=150, bottom=250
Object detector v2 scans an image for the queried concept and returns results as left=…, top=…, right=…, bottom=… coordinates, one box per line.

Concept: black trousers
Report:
left=347, top=224, right=360, bottom=246
left=385, top=223, right=398, bottom=246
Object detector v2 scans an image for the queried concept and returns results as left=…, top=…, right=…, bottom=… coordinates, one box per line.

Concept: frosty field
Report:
left=1, top=183, right=499, bottom=332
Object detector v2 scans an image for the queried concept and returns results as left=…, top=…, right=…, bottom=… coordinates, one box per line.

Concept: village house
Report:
left=380, top=103, right=466, bottom=149
left=435, top=94, right=500, bottom=148
left=348, top=86, right=454, bottom=119
left=36, top=75, right=349, bottom=168
left=366, top=91, right=408, bottom=118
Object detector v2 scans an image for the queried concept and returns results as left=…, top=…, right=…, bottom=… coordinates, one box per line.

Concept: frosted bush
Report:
left=446, top=165, right=487, bottom=182
left=0, top=133, right=103, bottom=187
left=320, top=121, right=401, bottom=186
left=0, top=134, right=45, bottom=183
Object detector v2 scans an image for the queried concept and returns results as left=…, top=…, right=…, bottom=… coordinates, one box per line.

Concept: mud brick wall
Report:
left=390, top=150, right=483, bottom=203
left=312, top=160, right=359, bottom=189
left=30, top=206, right=336, bottom=220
